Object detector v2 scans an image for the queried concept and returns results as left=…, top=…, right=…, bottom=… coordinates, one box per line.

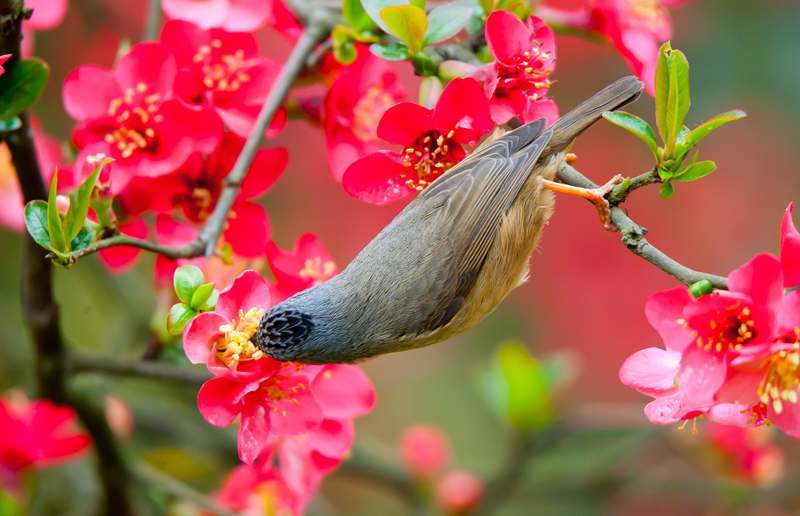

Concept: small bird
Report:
left=255, top=76, right=643, bottom=364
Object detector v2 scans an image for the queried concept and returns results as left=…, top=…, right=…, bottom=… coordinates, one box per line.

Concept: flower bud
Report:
left=436, top=470, right=483, bottom=514
left=55, top=194, right=70, bottom=215
left=399, top=424, right=450, bottom=478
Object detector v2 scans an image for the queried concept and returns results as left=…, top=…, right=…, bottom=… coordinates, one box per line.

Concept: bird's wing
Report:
left=410, top=121, right=553, bottom=333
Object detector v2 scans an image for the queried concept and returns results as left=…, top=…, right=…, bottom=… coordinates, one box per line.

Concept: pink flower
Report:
left=25, top=0, right=68, bottom=30
left=436, top=470, right=484, bottom=514
left=781, top=203, right=800, bottom=288
left=159, top=20, right=286, bottom=139
left=0, top=392, right=91, bottom=491
left=475, top=10, right=558, bottom=125
left=399, top=424, right=450, bottom=478
left=706, top=423, right=784, bottom=486
left=342, top=77, right=493, bottom=205
left=162, top=0, right=271, bottom=33
left=266, top=233, right=338, bottom=302
left=588, top=0, right=687, bottom=93
left=63, top=42, right=222, bottom=193
left=215, top=464, right=303, bottom=515
left=0, top=54, right=10, bottom=77
left=123, top=132, right=286, bottom=258
left=323, top=46, right=405, bottom=181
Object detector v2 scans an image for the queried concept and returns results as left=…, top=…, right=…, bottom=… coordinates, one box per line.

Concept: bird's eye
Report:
left=255, top=309, right=313, bottom=354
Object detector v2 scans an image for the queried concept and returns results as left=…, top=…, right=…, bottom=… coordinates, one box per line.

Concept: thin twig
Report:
left=134, top=462, right=239, bottom=516
left=58, top=17, right=332, bottom=262
left=67, top=352, right=211, bottom=386
left=607, top=169, right=661, bottom=205
left=558, top=164, right=729, bottom=289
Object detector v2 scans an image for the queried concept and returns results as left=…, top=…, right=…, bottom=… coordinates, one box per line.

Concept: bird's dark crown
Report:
left=255, top=308, right=314, bottom=360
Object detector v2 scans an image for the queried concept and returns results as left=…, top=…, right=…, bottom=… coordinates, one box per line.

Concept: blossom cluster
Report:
left=621, top=204, right=800, bottom=438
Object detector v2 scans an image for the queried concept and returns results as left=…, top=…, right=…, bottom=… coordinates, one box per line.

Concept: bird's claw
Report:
left=588, top=174, right=624, bottom=230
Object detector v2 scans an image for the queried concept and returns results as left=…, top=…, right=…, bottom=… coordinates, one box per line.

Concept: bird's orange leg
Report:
left=542, top=174, right=625, bottom=229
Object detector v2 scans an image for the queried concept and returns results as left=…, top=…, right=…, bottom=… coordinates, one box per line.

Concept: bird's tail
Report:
left=545, top=76, right=644, bottom=155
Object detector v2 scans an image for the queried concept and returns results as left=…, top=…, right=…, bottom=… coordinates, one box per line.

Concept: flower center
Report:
left=497, top=48, right=553, bottom=98
left=104, top=82, right=163, bottom=159
left=400, top=129, right=459, bottom=191
left=352, top=85, right=396, bottom=142
left=298, top=257, right=336, bottom=285
left=217, top=307, right=266, bottom=368
left=193, top=40, right=255, bottom=93
left=694, top=304, right=757, bottom=353
left=757, top=342, right=800, bottom=415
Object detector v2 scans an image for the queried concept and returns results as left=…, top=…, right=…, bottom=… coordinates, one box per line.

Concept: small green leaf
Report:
left=174, top=265, right=205, bottom=304
left=689, top=279, right=714, bottom=298
left=478, top=0, right=494, bottom=15
left=167, top=303, right=197, bottom=336
left=381, top=5, right=428, bottom=54
left=24, top=200, right=52, bottom=250
left=0, top=58, right=49, bottom=120
left=64, top=158, right=111, bottom=241
left=422, top=4, right=472, bottom=45
left=190, top=282, right=215, bottom=310
left=333, top=39, right=358, bottom=64
left=673, top=160, right=716, bottom=182
left=46, top=170, right=67, bottom=252
left=654, top=42, right=671, bottom=144
left=682, top=110, right=746, bottom=150
left=370, top=42, right=410, bottom=61
left=664, top=47, right=690, bottom=155
left=659, top=181, right=674, bottom=199
left=0, top=116, right=21, bottom=132
left=362, top=0, right=407, bottom=33
left=343, top=0, right=376, bottom=32
left=70, top=224, right=95, bottom=252
left=410, top=51, right=438, bottom=76
left=602, top=111, right=659, bottom=158
left=200, top=289, right=219, bottom=311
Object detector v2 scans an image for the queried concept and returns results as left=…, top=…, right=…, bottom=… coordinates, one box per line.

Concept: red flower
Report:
left=323, top=46, right=405, bottom=181
left=342, top=77, right=493, bottom=205
left=162, top=0, right=272, bottom=32
left=399, top=424, right=451, bottom=479
left=0, top=54, right=10, bottom=77
left=266, top=233, right=337, bottom=302
left=159, top=20, right=286, bottom=139
left=215, top=464, right=303, bottom=515
left=0, top=393, right=91, bottom=491
left=63, top=42, right=222, bottom=193
left=476, top=10, right=558, bottom=125
left=706, top=423, right=784, bottom=486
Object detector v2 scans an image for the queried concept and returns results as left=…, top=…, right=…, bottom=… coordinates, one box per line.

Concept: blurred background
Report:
left=1, top=0, right=799, bottom=514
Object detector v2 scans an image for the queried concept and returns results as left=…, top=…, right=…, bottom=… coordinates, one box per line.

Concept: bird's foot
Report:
left=542, top=174, right=624, bottom=230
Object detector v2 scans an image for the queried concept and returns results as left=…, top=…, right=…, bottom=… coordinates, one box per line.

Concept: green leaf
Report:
left=46, top=170, right=67, bottom=252
left=659, top=181, right=674, bottom=199
left=370, top=42, right=410, bottom=61
left=381, top=5, right=428, bottom=54
left=664, top=47, right=690, bottom=155
left=24, top=200, right=52, bottom=250
left=333, top=39, right=358, bottom=64
left=70, top=224, right=95, bottom=252
left=0, top=116, right=21, bottom=132
left=654, top=42, right=671, bottom=144
left=672, top=160, right=716, bottom=182
left=167, top=303, right=197, bottom=336
left=0, top=58, right=50, bottom=120
left=343, top=0, right=376, bottom=32
left=190, top=282, right=215, bottom=310
left=423, top=4, right=472, bottom=45
left=480, top=341, right=555, bottom=432
left=682, top=110, right=746, bottom=150
left=689, top=279, right=714, bottom=298
left=173, top=265, right=205, bottom=304
left=362, top=0, right=407, bottom=33
left=410, top=51, right=438, bottom=76
left=200, top=289, right=219, bottom=311
left=602, top=111, right=659, bottom=158
left=64, top=158, right=111, bottom=241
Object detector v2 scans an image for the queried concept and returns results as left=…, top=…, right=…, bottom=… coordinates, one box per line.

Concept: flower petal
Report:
left=342, top=151, right=415, bottom=205
left=618, top=347, right=680, bottom=397
left=781, top=203, right=800, bottom=288
left=485, top=10, right=530, bottom=65
left=216, top=269, right=273, bottom=320
left=312, top=365, right=376, bottom=419
left=240, top=147, right=288, bottom=199
left=376, top=102, right=432, bottom=145
left=197, top=376, right=248, bottom=427
left=63, top=66, right=121, bottom=121
left=224, top=202, right=271, bottom=258
left=238, top=401, right=272, bottom=464
left=644, top=287, right=693, bottom=353
left=115, top=42, right=176, bottom=96
left=182, top=312, right=227, bottom=365
left=431, top=78, right=493, bottom=143
left=727, top=253, right=783, bottom=308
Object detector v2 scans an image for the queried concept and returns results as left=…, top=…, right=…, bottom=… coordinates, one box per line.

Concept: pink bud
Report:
left=399, top=424, right=450, bottom=478
left=436, top=470, right=483, bottom=514
left=104, top=395, right=133, bottom=438
left=55, top=194, right=70, bottom=215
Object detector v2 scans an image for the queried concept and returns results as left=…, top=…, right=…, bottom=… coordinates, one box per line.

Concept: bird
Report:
left=255, top=76, right=644, bottom=364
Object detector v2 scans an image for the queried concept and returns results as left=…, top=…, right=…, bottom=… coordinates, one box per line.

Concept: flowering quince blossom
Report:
left=162, top=0, right=273, bottom=33
left=182, top=270, right=375, bottom=464
left=323, top=45, right=405, bottom=181
left=342, top=77, right=493, bottom=205
left=0, top=393, right=91, bottom=491
left=621, top=204, right=800, bottom=437
left=159, top=20, right=286, bottom=139
left=266, top=233, right=338, bottom=302
left=216, top=463, right=305, bottom=515
left=399, top=424, right=451, bottom=478
left=706, top=423, right=783, bottom=486
left=63, top=42, right=223, bottom=193
left=0, top=53, right=10, bottom=77
left=474, top=10, right=559, bottom=126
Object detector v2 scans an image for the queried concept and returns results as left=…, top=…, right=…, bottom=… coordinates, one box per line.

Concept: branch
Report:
left=337, top=442, right=424, bottom=509
left=558, top=164, right=729, bottom=289
left=67, top=352, right=211, bottom=386
left=133, top=462, right=239, bottom=516
left=57, top=16, right=332, bottom=262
